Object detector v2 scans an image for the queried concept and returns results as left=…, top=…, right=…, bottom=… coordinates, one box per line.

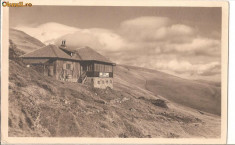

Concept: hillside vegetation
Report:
left=9, top=39, right=221, bottom=138
left=114, top=65, right=221, bottom=115
left=9, top=28, right=45, bottom=53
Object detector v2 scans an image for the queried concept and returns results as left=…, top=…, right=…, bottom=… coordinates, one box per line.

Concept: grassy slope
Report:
left=9, top=28, right=45, bottom=53
left=9, top=41, right=221, bottom=138
left=114, top=65, right=221, bottom=115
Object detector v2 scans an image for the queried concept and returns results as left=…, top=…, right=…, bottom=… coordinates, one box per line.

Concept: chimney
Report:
left=61, top=40, right=66, bottom=46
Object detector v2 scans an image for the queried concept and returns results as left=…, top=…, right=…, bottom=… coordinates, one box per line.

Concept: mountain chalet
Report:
left=21, top=41, right=115, bottom=89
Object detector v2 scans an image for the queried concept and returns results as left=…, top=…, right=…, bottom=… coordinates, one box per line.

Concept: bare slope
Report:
left=9, top=41, right=220, bottom=138
left=114, top=65, right=221, bottom=115
left=9, top=28, right=45, bottom=53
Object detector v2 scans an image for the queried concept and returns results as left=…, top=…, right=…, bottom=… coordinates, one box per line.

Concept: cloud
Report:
left=15, top=22, right=78, bottom=44
left=157, top=59, right=193, bottom=74
left=120, top=16, right=170, bottom=30
left=170, top=37, right=220, bottom=52
left=54, top=28, right=127, bottom=52
left=154, top=60, right=221, bottom=76
left=15, top=17, right=221, bottom=81
left=16, top=22, right=127, bottom=52
left=112, top=52, right=221, bottom=80
left=120, top=17, right=195, bottom=42
left=164, top=37, right=221, bottom=56
left=152, top=59, right=221, bottom=81
left=197, top=62, right=221, bottom=76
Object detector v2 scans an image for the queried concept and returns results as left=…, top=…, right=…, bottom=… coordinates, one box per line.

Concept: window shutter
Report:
left=70, top=64, right=74, bottom=70
left=63, top=63, right=66, bottom=69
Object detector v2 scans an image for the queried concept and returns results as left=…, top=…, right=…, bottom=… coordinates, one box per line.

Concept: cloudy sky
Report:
left=10, top=6, right=221, bottom=82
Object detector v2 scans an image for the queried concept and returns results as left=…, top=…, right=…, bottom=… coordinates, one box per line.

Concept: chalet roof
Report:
left=59, top=45, right=77, bottom=53
left=76, top=46, right=114, bottom=64
left=23, top=58, right=49, bottom=64
left=21, top=45, right=114, bottom=64
left=21, top=45, right=80, bottom=60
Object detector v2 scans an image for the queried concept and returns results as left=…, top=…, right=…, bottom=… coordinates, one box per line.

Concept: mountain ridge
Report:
left=10, top=28, right=45, bottom=53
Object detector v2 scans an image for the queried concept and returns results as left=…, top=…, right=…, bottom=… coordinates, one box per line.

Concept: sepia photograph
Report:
left=1, top=0, right=229, bottom=144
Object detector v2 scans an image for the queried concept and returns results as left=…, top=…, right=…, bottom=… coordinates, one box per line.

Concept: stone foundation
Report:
left=86, top=77, right=113, bottom=89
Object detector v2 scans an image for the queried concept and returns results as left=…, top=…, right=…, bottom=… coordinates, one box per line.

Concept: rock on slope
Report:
left=9, top=41, right=221, bottom=138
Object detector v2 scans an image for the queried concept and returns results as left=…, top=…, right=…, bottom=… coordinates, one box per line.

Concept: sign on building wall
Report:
left=99, top=72, right=109, bottom=78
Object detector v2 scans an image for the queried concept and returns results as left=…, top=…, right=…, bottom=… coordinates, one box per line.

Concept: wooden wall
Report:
left=31, top=64, right=46, bottom=75
left=55, top=59, right=80, bottom=81
left=94, top=63, right=112, bottom=72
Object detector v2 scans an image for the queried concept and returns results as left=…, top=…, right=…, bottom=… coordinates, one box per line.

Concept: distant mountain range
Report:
left=14, top=22, right=79, bottom=45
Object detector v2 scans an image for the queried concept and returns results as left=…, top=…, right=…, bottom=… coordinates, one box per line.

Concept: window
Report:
left=66, top=64, right=71, bottom=69
left=110, top=80, right=112, bottom=84
left=106, top=80, right=108, bottom=84
left=98, top=81, right=100, bottom=84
